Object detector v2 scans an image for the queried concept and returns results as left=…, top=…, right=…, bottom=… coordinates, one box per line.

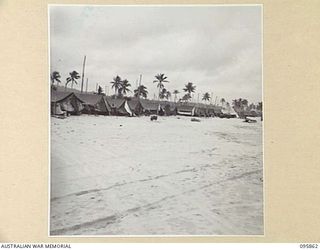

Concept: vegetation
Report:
left=51, top=71, right=61, bottom=86
left=153, top=73, right=169, bottom=100
left=110, top=76, right=131, bottom=97
left=257, top=102, right=262, bottom=111
left=181, top=93, right=192, bottom=102
left=119, top=79, right=131, bottom=96
left=166, top=90, right=171, bottom=100
left=202, top=92, right=211, bottom=102
left=181, top=82, right=196, bottom=102
left=233, top=98, right=249, bottom=110
left=173, top=90, right=179, bottom=102
left=110, top=75, right=122, bottom=96
left=183, top=82, right=196, bottom=94
left=159, top=88, right=171, bottom=100
left=232, top=98, right=262, bottom=113
left=220, top=98, right=226, bottom=107
left=134, top=85, right=148, bottom=99
left=66, top=71, right=80, bottom=90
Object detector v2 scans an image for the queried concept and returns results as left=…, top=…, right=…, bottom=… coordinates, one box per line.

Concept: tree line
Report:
left=51, top=71, right=262, bottom=110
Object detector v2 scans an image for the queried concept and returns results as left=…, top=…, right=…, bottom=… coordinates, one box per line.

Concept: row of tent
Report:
left=51, top=91, right=235, bottom=118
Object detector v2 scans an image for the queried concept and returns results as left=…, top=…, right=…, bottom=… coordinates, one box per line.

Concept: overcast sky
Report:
left=50, top=5, right=262, bottom=103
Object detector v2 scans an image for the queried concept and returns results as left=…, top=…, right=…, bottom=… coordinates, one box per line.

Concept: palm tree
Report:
left=183, top=82, right=196, bottom=94
left=173, top=90, right=179, bottom=102
left=166, top=91, right=171, bottom=100
left=51, top=71, right=61, bottom=86
left=232, top=99, right=239, bottom=109
left=257, top=102, right=263, bottom=111
left=241, top=99, right=248, bottom=107
left=110, top=75, right=122, bottom=96
left=182, top=93, right=192, bottom=102
left=119, top=79, right=131, bottom=96
left=134, top=85, right=148, bottom=99
left=202, top=92, right=211, bottom=103
left=249, top=103, right=256, bottom=110
left=220, top=98, right=226, bottom=107
left=159, top=88, right=168, bottom=100
left=66, top=71, right=80, bottom=90
left=153, top=73, right=169, bottom=100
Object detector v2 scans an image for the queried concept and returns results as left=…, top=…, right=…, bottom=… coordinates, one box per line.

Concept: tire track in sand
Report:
left=50, top=169, right=262, bottom=235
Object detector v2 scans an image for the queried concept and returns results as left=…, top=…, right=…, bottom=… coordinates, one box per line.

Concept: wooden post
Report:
left=138, top=74, right=142, bottom=99
left=81, top=55, right=86, bottom=93
left=85, top=78, right=88, bottom=93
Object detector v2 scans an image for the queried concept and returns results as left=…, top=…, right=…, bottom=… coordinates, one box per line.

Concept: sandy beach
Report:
left=50, top=115, right=263, bottom=235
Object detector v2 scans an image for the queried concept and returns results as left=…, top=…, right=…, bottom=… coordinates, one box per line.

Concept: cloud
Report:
left=50, top=5, right=262, bottom=103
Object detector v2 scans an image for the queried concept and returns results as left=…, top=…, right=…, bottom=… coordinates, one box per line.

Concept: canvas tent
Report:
left=213, top=105, right=223, bottom=117
left=51, top=91, right=84, bottom=115
left=176, top=103, right=196, bottom=116
left=139, top=99, right=164, bottom=115
left=127, top=98, right=144, bottom=116
left=105, top=96, right=132, bottom=116
left=205, top=105, right=223, bottom=117
left=168, top=103, right=178, bottom=115
left=194, top=104, right=208, bottom=117
left=76, top=93, right=111, bottom=115
left=156, top=101, right=177, bottom=116
left=220, top=106, right=237, bottom=118
left=206, top=106, right=215, bottom=117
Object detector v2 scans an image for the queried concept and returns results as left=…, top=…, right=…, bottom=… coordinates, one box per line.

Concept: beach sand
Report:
left=50, top=115, right=263, bottom=235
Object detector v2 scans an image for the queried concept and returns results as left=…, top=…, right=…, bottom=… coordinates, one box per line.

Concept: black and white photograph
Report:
left=49, top=5, right=263, bottom=236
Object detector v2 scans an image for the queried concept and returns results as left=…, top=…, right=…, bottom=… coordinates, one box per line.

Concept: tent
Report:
left=220, top=106, right=238, bottom=118
left=51, top=91, right=84, bottom=115
left=76, top=93, right=111, bottom=115
left=193, top=104, right=208, bottom=117
left=105, top=96, right=132, bottom=116
left=176, top=103, right=196, bottom=116
left=205, top=105, right=223, bottom=117
left=156, top=101, right=177, bottom=116
left=127, top=98, right=144, bottom=116
left=139, top=99, right=163, bottom=115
